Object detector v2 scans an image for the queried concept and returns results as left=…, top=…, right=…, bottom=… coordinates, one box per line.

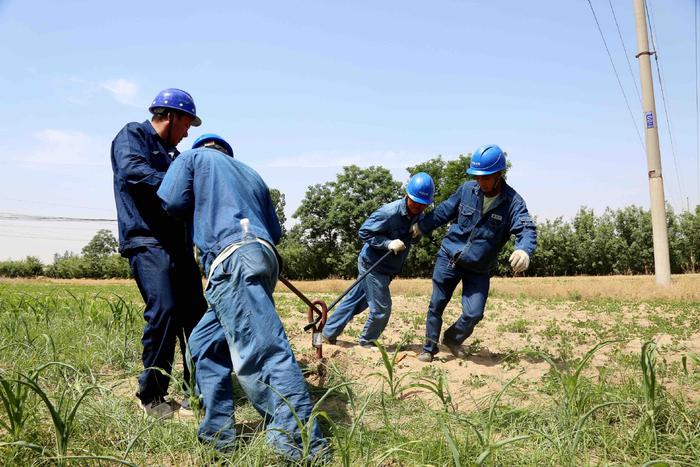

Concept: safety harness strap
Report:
left=205, top=239, right=275, bottom=289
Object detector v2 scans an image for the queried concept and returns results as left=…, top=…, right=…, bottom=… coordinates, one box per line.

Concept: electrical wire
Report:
left=0, top=197, right=115, bottom=214
left=0, top=232, right=95, bottom=242
left=644, top=0, right=686, bottom=207
left=608, top=0, right=642, bottom=105
left=585, top=0, right=645, bottom=151
left=0, top=212, right=116, bottom=222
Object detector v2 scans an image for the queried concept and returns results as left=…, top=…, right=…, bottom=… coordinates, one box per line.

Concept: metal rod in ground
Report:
left=304, top=249, right=393, bottom=331
left=279, top=275, right=324, bottom=317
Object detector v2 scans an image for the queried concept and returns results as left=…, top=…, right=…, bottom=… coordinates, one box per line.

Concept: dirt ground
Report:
left=281, top=284, right=700, bottom=409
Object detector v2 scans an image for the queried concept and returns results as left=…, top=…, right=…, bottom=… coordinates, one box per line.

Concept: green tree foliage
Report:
left=402, top=155, right=471, bottom=276
left=0, top=256, right=44, bottom=277
left=277, top=160, right=699, bottom=278
left=43, top=231, right=131, bottom=279
left=669, top=205, right=700, bottom=273
left=280, top=165, right=402, bottom=278
left=81, top=229, right=118, bottom=258
left=270, top=188, right=287, bottom=237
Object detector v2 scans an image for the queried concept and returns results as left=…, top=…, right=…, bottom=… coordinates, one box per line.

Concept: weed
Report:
left=539, top=340, right=621, bottom=420
left=497, top=318, right=529, bottom=334
left=409, top=373, right=455, bottom=412
left=372, top=341, right=412, bottom=398
left=455, top=372, right=531, bottom=465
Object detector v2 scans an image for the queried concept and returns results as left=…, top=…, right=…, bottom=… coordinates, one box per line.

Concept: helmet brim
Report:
left=407, top=193, right=432, bottom=205
left=466, top=167, right=502, bottom=176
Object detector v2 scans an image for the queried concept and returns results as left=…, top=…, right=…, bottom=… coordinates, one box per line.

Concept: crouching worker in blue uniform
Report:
left=322, top=172, right=435, bottom=349
left=412, top=145, right=537, bottom=363
left=157, top=134, right=327, bottom=461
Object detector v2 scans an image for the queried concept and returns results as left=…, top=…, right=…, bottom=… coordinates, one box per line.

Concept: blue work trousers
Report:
left=128, top=245, right=206, bottom=403
left=423, top=250, right=490, bottom=355
left=189, top=242, right=325, bottom=459
left=322, top=257, right=392, bottom=346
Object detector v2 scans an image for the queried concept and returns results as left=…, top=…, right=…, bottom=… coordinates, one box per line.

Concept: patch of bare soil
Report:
left=281, top=291, right=700, bottom=409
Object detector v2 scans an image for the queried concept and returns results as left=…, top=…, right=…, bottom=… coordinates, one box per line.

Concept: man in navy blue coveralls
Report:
left=111, top=88, right=207, bottom=417
left=322, top=172, right=435, bottom=348
left=157, top=134, right=327, bottom=460
left=412, top=145, right=537, bottom=363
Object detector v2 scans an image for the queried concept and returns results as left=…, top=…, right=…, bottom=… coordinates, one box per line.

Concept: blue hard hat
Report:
left=149, top=88, right=201, bottom=127
left=192, top=133, right=234, bottom=157
left=466, top=144, right=506, bottom=175
left=406, top=172, right=435, bottom=204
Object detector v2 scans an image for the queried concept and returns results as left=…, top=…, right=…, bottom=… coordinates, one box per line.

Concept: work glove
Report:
left=388, top=239, right=406, bottom=254
left=509, top=249, right=530, bottom=273
left=410, top=223, right=422, bottom=239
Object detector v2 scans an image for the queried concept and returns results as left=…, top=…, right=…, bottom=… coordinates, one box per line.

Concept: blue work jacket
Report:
left=157, top=148, right=282, bottom=276
left=358, top=198, right=422, bottom=276
left=111, top=120, right=189, bottom=254
left=418, top=180, right=537, bottom=274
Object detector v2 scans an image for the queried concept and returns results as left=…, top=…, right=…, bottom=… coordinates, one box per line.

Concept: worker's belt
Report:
left=206, top=239, right=275, bottom=289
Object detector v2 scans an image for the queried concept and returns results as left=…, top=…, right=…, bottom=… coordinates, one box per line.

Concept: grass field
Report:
left=1, top=275, right=699, bottom=465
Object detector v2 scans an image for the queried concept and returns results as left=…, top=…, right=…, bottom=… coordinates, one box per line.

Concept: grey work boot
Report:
left=442, top=339, right=468, bottom=359
left=417, top=352, right=434, bottom=363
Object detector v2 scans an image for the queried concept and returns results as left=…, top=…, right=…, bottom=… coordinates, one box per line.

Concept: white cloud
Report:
left=99, top=78, right=140, bottom=107
left=267, top=150, right=428, bottom=169
left=13, top=129, right=103, bottom=167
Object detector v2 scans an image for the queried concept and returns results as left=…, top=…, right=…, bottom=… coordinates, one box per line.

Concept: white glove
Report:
left=509, top=250, right=530, bottom=273
left=388, top=239, right=406, bottom=254
left=410, top=223, right=422, bottom=239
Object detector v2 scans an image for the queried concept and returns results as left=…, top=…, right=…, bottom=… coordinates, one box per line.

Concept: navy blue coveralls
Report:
left=111, top=120, right=207, bottom=404
left=417, top=180, right=537, bottom=355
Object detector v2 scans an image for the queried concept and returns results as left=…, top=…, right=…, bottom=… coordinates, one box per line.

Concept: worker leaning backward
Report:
left=413, top=144, right=537, bottom=363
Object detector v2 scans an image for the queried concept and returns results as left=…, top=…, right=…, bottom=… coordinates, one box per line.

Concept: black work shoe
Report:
left=359, top=341, right=377, bottom=351
left=180, top=397, right=192, bottom=411
left=139, top=397, right=180, bottom=419
left=322, top=334, right=337, bottom=345
left=417, top=352, right=434, bottom=362
left=442, top=339, right=467, bottom=359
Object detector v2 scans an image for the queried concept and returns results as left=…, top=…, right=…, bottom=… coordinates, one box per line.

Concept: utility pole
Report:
left=633, top=0, right=672, bottom=286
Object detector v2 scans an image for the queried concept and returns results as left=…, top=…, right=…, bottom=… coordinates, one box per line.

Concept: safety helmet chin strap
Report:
left=482, top=172, right=503, bottom=197
left=166, top=111, right=174, bottom=150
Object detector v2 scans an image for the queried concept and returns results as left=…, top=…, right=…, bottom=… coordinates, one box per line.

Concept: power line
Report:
left=607, top=0, right=642, bottom=105
left=0, top=212, right=116, bottom=222
left=644, top=0, right=686, bottom=208
left=0, top=233, right=95, bottom=242
left=585, top=0, right=645, bottom=151
left=0, top=197, right=115, bottom=214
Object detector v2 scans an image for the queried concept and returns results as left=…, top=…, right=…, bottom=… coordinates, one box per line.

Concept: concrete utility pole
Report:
left=633, top=0, right=672, bottom=286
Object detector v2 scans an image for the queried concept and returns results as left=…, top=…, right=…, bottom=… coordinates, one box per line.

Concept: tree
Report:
left=78, top=229, right=130, bottom=278
left=401, top=155, right=472, bottom=276
left=289, top=165, right=403, bottom=278
left=669, top=204, right=700, bottom=273
left=269, top=188, right=287, bottom=237
left=82, top=229, right=118, bottom=258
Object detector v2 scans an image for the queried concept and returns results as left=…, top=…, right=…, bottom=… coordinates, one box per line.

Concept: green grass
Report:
left=1, top=281, right=700, bottom=465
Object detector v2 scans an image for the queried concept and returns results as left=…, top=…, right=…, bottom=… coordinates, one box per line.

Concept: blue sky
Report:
left=0, top=0, right=698, bottom=262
